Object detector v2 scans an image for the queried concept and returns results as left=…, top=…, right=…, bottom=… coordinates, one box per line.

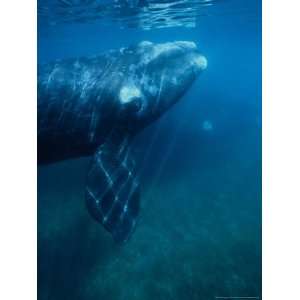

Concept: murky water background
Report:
left=38, top=1, right=261, bottom=299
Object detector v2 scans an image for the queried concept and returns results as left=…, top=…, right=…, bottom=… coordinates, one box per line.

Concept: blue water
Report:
left=38, top=1, right=261, bottom=299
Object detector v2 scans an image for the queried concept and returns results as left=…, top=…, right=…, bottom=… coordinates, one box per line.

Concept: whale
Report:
left=38, top=41, right=207, bottom=243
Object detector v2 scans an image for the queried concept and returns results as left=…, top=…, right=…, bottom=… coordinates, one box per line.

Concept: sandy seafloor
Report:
left=38, top=99, right=261, bottom=300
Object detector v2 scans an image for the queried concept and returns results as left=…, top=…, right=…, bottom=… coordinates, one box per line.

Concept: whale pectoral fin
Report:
left=85, top=141, right=140, bottom=243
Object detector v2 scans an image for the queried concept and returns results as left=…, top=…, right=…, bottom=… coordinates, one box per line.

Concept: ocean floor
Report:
left=38, top=130, right=261, bottom=300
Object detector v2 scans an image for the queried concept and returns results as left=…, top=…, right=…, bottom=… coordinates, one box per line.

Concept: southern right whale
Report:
left=38, top=41, right=207, bottom=243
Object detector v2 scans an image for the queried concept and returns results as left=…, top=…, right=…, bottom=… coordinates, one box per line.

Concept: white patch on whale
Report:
left=119, top=84, right=141, bottom=104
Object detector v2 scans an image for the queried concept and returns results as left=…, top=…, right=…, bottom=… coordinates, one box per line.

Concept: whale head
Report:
left=116, top=41, right=207, bottom=130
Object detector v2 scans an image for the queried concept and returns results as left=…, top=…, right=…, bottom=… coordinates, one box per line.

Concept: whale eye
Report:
left=128, top=96, right=142, bottom=112
left=119, top=85, right=143, bottom=113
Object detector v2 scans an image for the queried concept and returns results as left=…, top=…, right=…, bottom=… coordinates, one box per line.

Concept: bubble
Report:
left=202, top=120, right=213, bottom=131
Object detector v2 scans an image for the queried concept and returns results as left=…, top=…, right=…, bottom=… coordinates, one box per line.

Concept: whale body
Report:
left=38, top=41, right=207, bottom=242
